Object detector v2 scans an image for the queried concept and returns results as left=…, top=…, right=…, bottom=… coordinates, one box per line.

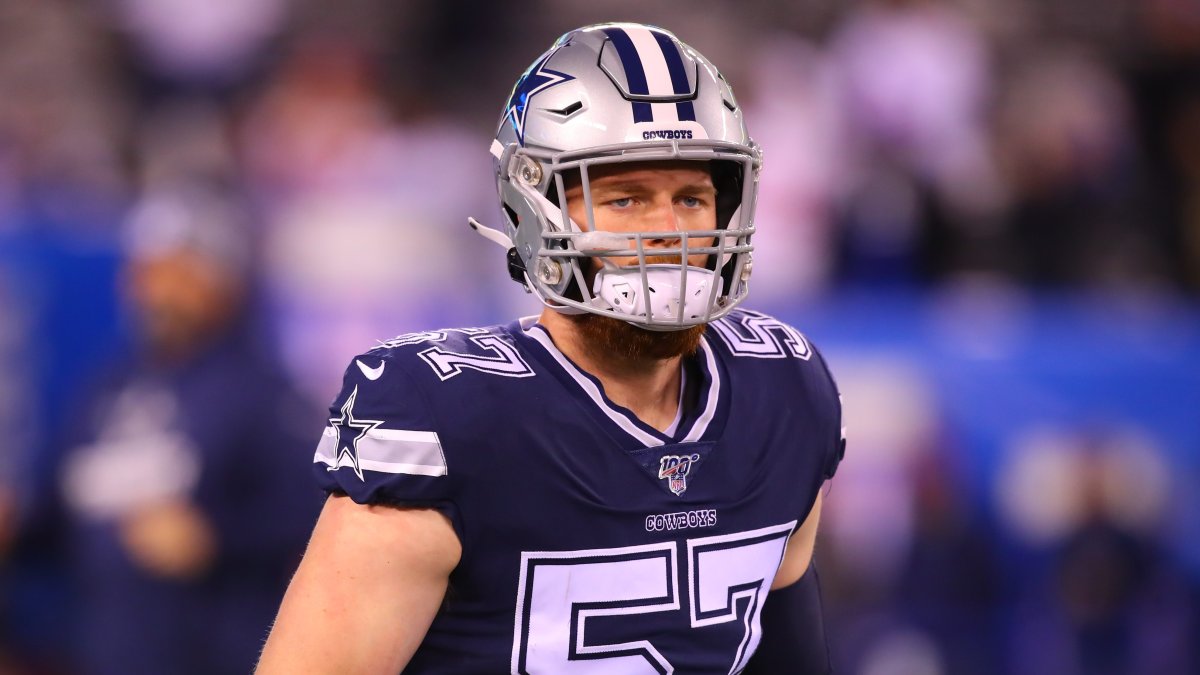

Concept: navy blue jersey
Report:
left=313, top=309, right=843, bottom=674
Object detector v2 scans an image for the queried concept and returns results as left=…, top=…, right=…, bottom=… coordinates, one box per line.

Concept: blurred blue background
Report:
left=0, top=0, right=1197, bottom=673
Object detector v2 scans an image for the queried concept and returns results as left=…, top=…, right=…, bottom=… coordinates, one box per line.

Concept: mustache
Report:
left=642, top=254, right=686, bottom=265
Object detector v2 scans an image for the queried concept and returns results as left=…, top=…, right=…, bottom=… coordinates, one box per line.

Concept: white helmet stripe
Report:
left=650, top=102, right=679, bottom=123
left=625, top=26, right=678, bottom=99
left=600, top=27, right=654, bottom=122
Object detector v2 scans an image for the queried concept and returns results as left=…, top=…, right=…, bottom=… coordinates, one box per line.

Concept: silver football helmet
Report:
left=470, top=22, right=762, bottom=330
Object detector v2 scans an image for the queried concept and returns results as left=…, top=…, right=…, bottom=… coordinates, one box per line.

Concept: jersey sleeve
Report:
left=311, top=352, right=459, bottom=530
left=810, top=343, right=846, bottom=482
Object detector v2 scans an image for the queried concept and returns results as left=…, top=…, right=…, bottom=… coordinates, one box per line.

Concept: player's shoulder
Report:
left=318, top=327, right=521, bottom=512
left=338, top=321, right=538, bottom=400
left=354, top=322, right=524, bottom=376
left=321, top=322, right=530, bottom=475
left=710, top=308, right=844, bottom=476
left=707, top=308, right=816, bottom=362
left=707, top=307, right=837, bottom=388
left=367, top=323, right=510, bottom=357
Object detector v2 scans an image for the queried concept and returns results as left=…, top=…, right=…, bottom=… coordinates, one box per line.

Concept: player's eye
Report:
left=678, top=196, right=705, bottom=208
left=607, top=197, right=634, bottom=208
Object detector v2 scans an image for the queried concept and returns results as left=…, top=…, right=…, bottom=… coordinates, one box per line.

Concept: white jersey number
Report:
left=511, top=522, right=795, bottom=675
left=708, top=311, right=811, bottom=360
left=418, top=335, right=535, bottom=381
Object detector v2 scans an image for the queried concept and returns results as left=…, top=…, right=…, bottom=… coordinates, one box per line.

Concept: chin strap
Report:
left=468, top=217, right=514, bottom=249
left=468, top=217, right=530, bottom=287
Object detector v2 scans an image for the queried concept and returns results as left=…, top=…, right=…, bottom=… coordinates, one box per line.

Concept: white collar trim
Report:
left=522, top=320, right=721, bottom=447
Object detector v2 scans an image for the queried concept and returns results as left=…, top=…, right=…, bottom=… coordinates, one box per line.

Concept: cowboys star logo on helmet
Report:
left=503, top=51, right=575, bottom=146
left=470, top=22, right=762, bottom=331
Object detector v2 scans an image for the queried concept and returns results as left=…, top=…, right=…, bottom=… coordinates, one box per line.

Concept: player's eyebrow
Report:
left=676, top=183, right=718, bottom=196
left=588, top=180, right=717, bottom=195
left=587, top=180, right=653, bottom=194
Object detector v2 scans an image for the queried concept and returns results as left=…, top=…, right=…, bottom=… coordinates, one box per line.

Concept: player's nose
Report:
left=647, top=196, right=682, bottom=243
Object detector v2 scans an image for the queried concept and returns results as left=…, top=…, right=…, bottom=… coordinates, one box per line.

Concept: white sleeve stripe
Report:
left=313, top=427, right=448, bottom=476
left=314, top=453, right=448, bottom=477
left=371, top=428, right=441, bottom=443
left=319, top=425, right=441, bottom=447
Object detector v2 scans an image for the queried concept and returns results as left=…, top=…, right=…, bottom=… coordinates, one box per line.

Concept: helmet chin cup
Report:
left=592, top=264, right=722, bottom=327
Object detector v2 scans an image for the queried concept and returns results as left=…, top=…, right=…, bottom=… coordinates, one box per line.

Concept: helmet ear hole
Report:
left=502, top=204, right=520, bottom=227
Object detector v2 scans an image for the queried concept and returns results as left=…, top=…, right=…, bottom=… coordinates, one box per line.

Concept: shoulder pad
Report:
left=708, top=309, right=812, bottom=360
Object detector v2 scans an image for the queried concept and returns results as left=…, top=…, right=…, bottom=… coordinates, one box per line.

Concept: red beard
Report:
left=567, top=313, right=706, bottom=362
left=570, top=252, right=711, bottom=362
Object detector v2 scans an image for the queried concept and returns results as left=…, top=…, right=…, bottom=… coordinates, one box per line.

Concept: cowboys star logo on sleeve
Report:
left=328, top=386, right=383, bottom=482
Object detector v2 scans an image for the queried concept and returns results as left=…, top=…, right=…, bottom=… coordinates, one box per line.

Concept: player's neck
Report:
left=539, top=310, right=683, bottom=433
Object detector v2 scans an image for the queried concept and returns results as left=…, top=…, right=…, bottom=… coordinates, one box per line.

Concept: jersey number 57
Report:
left=511, top=521, right=796, bottom=674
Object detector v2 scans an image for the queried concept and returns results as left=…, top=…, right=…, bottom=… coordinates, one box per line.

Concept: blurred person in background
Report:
left=814, top=357, right=1003, bottom=675
left=0, top=2, right=136, bottom=670
left=50, top=181, right=321, bottom=675
left=238, top=36, right=502, bottom=401
left=1124, top=0, right=1200, bottom=292
left=992, top=49, right=1169, bottom=291
left=827, top=0, right=1003, bottom=287
left=999, top=424, right=1194, bottom=675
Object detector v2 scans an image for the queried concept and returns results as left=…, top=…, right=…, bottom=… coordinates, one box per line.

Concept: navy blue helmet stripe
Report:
left=602, top=27, right=654, bottom=123
left=651, top=31, right=696, bottom=122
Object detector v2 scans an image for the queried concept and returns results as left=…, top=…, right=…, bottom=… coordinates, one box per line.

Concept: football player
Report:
left=258, top=22, right=844, bottom=674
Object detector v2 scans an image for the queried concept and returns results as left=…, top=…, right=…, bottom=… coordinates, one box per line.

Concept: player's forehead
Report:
left=568, top=160, right=714, bottom=191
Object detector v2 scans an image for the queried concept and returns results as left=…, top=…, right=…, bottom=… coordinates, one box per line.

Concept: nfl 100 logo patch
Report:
left=657, top=453, right=701, bottom=496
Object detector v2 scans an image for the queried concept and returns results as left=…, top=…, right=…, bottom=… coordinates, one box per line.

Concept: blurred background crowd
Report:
left=0, top=0, right=1197, bottom=673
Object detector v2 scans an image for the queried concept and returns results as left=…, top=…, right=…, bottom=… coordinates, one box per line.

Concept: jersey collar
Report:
left=518, top=317, right=723, bottom=448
